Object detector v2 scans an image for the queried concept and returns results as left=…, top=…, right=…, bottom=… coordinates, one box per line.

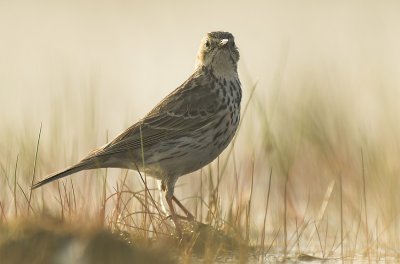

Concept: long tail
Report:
left=31, top=161, right=95, bottom=189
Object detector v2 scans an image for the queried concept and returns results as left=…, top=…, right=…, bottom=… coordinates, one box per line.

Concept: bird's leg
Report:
left=162, top=178, right=183, bottom=233
left=165, top=193, right=182, bottom=234
left=162, top=177, right=195, bottom=234
left=172, top=195, right=194, bottom=221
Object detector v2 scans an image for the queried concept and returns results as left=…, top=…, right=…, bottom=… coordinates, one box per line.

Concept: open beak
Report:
left=218, top=39, right=229, bottom=48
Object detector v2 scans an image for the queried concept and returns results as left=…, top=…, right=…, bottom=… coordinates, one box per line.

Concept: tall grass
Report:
left=2, top=64, right=400, bottom=262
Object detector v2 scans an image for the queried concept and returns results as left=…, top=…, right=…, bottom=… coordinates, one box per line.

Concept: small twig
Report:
left=306, top=180, right=335, bottom=248
left=339, top=173, right=344, bottom=264
left=266, top=226, right=281, bottom=254
left=57, top=182, right=64, bottom=220
left=260, top=168, right=272, bottom=257
left=284, top=171, right=289, bottom=257
left=28, top=123, right=42, bottom=215
left=70, top=179, right=77, bottom=213
left=314, top=222, right=325, bottom=258
left=14, top=154, right=19, bottom=217
left=18, top=183, right=35, bottom=215
left=361, top=148, right=370, bottom=262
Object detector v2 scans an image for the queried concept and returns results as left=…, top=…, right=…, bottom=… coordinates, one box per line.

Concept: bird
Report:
left=32, top=31, right=242, bottom=231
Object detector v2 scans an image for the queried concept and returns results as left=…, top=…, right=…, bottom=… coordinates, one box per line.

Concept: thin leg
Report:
left=172, top=195, right=194, bottom=221
left=166, top=195, right=182, bottom=234
left=162, top=177, right=194, bottom=234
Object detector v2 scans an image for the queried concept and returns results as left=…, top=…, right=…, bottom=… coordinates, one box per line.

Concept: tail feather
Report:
left=31, top=162, right=93, bottom=189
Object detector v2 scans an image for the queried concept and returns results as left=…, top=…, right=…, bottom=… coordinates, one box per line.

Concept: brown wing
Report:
left=32, top=68, right=222, bottom=189
left=91, top=68, right=222, bottom=158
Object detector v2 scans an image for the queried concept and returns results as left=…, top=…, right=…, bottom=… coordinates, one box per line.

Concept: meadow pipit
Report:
left=32, top=31, right=242, bottom=231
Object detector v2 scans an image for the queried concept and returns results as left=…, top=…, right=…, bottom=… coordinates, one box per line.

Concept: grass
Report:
left=2, top=54, right=400, bottom=263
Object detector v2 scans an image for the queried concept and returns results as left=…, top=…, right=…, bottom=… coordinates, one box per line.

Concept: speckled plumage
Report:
left=32, top=31, right=242, bottom=230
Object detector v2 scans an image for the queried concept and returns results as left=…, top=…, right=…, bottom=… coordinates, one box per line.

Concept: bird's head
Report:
left=196, top=31, right=240, bottom=76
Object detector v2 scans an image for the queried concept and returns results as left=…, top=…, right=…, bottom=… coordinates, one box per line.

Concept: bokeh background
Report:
left=1, top=0, right=400, bottom=256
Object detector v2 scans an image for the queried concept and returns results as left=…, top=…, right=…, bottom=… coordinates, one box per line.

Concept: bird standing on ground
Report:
left=32, top=31, right=242, bottom=231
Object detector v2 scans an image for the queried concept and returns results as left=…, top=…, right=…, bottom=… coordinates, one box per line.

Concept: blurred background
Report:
left=1, top=0, right=400, bottom=255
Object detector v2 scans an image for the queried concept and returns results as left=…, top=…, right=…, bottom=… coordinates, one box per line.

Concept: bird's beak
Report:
left=218, top=39, right=229, bottom=47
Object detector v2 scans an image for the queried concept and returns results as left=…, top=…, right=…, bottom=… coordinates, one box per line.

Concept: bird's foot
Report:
left=166, top=213, right=194, bottom=221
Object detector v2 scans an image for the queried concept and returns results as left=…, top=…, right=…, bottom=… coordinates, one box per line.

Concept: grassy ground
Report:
left=2, top=70, right=400, bottom=263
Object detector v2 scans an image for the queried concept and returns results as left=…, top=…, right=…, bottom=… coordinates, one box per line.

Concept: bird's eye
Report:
left=205, top=40, right=210, bottom=48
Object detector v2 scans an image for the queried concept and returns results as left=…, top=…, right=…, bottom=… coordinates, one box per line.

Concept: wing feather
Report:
left=91, top=69, right=221, bottom=158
